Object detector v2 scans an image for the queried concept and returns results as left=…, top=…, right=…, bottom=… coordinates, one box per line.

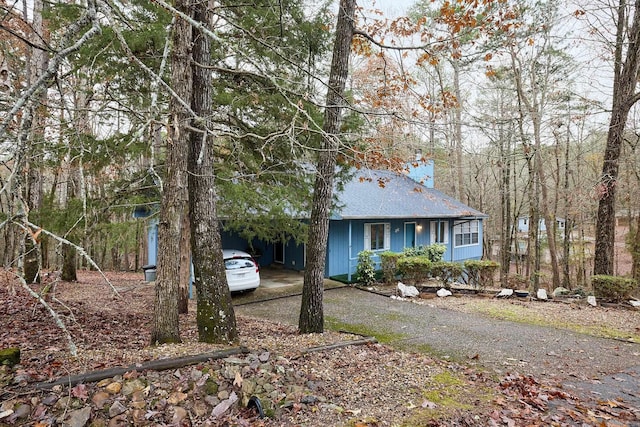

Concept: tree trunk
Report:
left=631, top=215, right=640, bottom=281
left=188, top=0, right=237, bottom=344
left=178, top=203, right=191, bottom=314
left=562, top=121, right=572, bottom=288
left=299, top=0, right=355, bottom=334
left=61, top=244, right=77, bottom=281
left=452, top=58, right=464, bottom=201
left=594, top=0, right=640, bottom=276
left=535, top=148, right=561, bottom=289
left=150, top=0, right=193, bottom=345
left=22, top=0, right=50, bottom=284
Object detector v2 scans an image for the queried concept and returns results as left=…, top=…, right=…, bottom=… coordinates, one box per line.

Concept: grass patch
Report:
left=330, top=271, right=384, bottom=285
left=380, top=311, right=411, bottom=322
left=324, top=317, right=408, bottom=344
left=476, top=304, right=640, bottom=342
left=401, top=343, right=468, bottom=364
left=400, top=371, right=495, bottom=426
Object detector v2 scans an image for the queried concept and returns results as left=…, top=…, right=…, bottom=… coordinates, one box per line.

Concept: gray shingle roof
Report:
left=332, top=168, right=487, bottom=220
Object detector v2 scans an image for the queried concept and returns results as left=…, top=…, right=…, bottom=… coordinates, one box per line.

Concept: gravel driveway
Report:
left=236, top=286, right=640, bottom=410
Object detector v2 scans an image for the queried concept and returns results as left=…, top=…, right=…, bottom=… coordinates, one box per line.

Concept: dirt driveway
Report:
left=236, top=286, right=640, bottom=412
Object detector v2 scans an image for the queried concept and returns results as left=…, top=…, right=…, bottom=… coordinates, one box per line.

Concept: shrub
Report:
left=591, top=275, right=638, bottom=302
left=402, top=244, right=446, bottom=262
left=430, top=261, right=463, bottom=289
left=355, top=250, right=376, bottom=286
left=463, top=260, right=499, bottom=291
left=397, top=256, right=431, bottom=284
left=380, top=251, right=402, bottom=284
left=425, top=243, right=447, bottom=262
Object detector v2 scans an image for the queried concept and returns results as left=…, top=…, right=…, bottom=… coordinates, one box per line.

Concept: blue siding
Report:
left=146, top=216, right=484, bottom=278
left=406, top=159, right=435, bottom=188
left=220, top=230, right=274, bottom=267
left=324, top=218, right=484, bottom=277
left=452, top=220, right=484, bottom=261
left=147, top=219, right=158, bottom=266
left=283, top=241, right=305, bottom=271
left=326, top=220, right=351, bottom=277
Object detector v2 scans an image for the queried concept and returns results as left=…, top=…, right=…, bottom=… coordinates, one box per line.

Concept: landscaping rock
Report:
left=436, top=288, right=452, bottom=297
left=171, top=406, right=188, bottom=425
left=11, top=403, right=30, bottom=420
left=211, top=391, right=238, bottom=419
left=91, top=392, right=110, bottom=409
left=108, top=401, right=126, bottom=418
left=496, top=289, right=513, bottom=298
left=64, top=406, right=91, bottom=427
left=587, top=296, right=597, bottom=307
left=397, top=282, right=419, bottom=298
left=553, top=287, right=570, bottom=297
left=537, top=289, right=548, bottom=300
left=121, top=379, right=144, bottom=396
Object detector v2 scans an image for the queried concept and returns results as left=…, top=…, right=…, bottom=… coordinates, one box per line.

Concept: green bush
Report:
left=463, top=260, right=499, bottom=291
left=380, top=251, right=402, bottom=284
left=430, top=261, right=463, bottom=289
left=591, top=275, right=638, bottom=302
left=397, top=256, right=431, bottom=284
left=402, top=244, right=446, bottom=262
left=355, top=250, right=376, bottom=286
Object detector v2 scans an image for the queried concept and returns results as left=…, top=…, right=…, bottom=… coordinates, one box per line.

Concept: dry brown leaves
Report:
left=1, top=270, right=638, bottom=426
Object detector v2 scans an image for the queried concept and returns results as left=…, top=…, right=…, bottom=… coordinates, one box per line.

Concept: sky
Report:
left=363, top=0, right=415, bottom=17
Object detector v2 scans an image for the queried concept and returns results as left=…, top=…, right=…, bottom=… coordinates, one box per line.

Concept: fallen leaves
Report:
left=1, top=271, right=639, bottom=426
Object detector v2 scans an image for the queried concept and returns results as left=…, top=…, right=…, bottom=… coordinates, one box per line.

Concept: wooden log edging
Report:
left=34, top=346, right=250, bottom=390
left=34, top=337, right=378, bottom=390
left=300, top=337, right=378, bottom=354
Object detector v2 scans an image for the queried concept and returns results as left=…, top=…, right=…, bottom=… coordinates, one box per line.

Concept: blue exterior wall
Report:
left=146, top=216, right=483, bottom=278
left=220, top=230, right=274, bottom=267
left=325, top=217, right=484, bottom=278
left=147, top=219, right=158, bottom=266
left=407, top=159, right=435, bottom=188
left=283, top=240, right=305, bottom=271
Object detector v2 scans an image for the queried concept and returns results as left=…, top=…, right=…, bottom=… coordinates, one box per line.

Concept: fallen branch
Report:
left=35, top=346, right=249, bottom=390
left=300, top=337, right=378, bottom=354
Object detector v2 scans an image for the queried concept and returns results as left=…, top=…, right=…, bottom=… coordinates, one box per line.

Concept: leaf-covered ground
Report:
left=1, top=270, right=639, bottom=426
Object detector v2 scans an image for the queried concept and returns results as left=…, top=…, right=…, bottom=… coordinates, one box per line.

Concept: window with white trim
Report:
left=430, top=221, right=449, bottom=244
left=454, top=220, right=479, bottom=247
left=364, top=223, right=391, bottom=251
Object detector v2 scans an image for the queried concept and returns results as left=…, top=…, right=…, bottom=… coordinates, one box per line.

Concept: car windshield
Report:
left=224, top=257, right=254, bottom=270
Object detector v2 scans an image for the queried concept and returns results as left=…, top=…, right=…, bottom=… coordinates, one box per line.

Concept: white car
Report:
left=223, top=249, right=260, bottom=292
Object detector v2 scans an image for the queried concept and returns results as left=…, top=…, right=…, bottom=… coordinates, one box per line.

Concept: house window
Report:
left=430, top=221, right=449, bottom=244
left=454, top=220, right=479, bottom=247
left=364, top=223, right=390, bottom=251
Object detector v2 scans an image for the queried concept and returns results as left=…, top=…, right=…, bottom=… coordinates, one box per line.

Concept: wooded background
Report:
left=1, top=0, right=639, bottom=294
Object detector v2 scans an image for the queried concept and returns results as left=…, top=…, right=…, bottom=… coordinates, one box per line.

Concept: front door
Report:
left=404, top=223, right=416, bottom=248
left=274, top=242, right=285, bottom=264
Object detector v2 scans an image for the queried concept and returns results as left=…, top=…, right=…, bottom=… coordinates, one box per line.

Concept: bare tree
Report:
left=151, top=6, right=190, bottom=345
left=188, top=0, right=237, bottom=343
left=594, top=0, right=640, bottom=275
